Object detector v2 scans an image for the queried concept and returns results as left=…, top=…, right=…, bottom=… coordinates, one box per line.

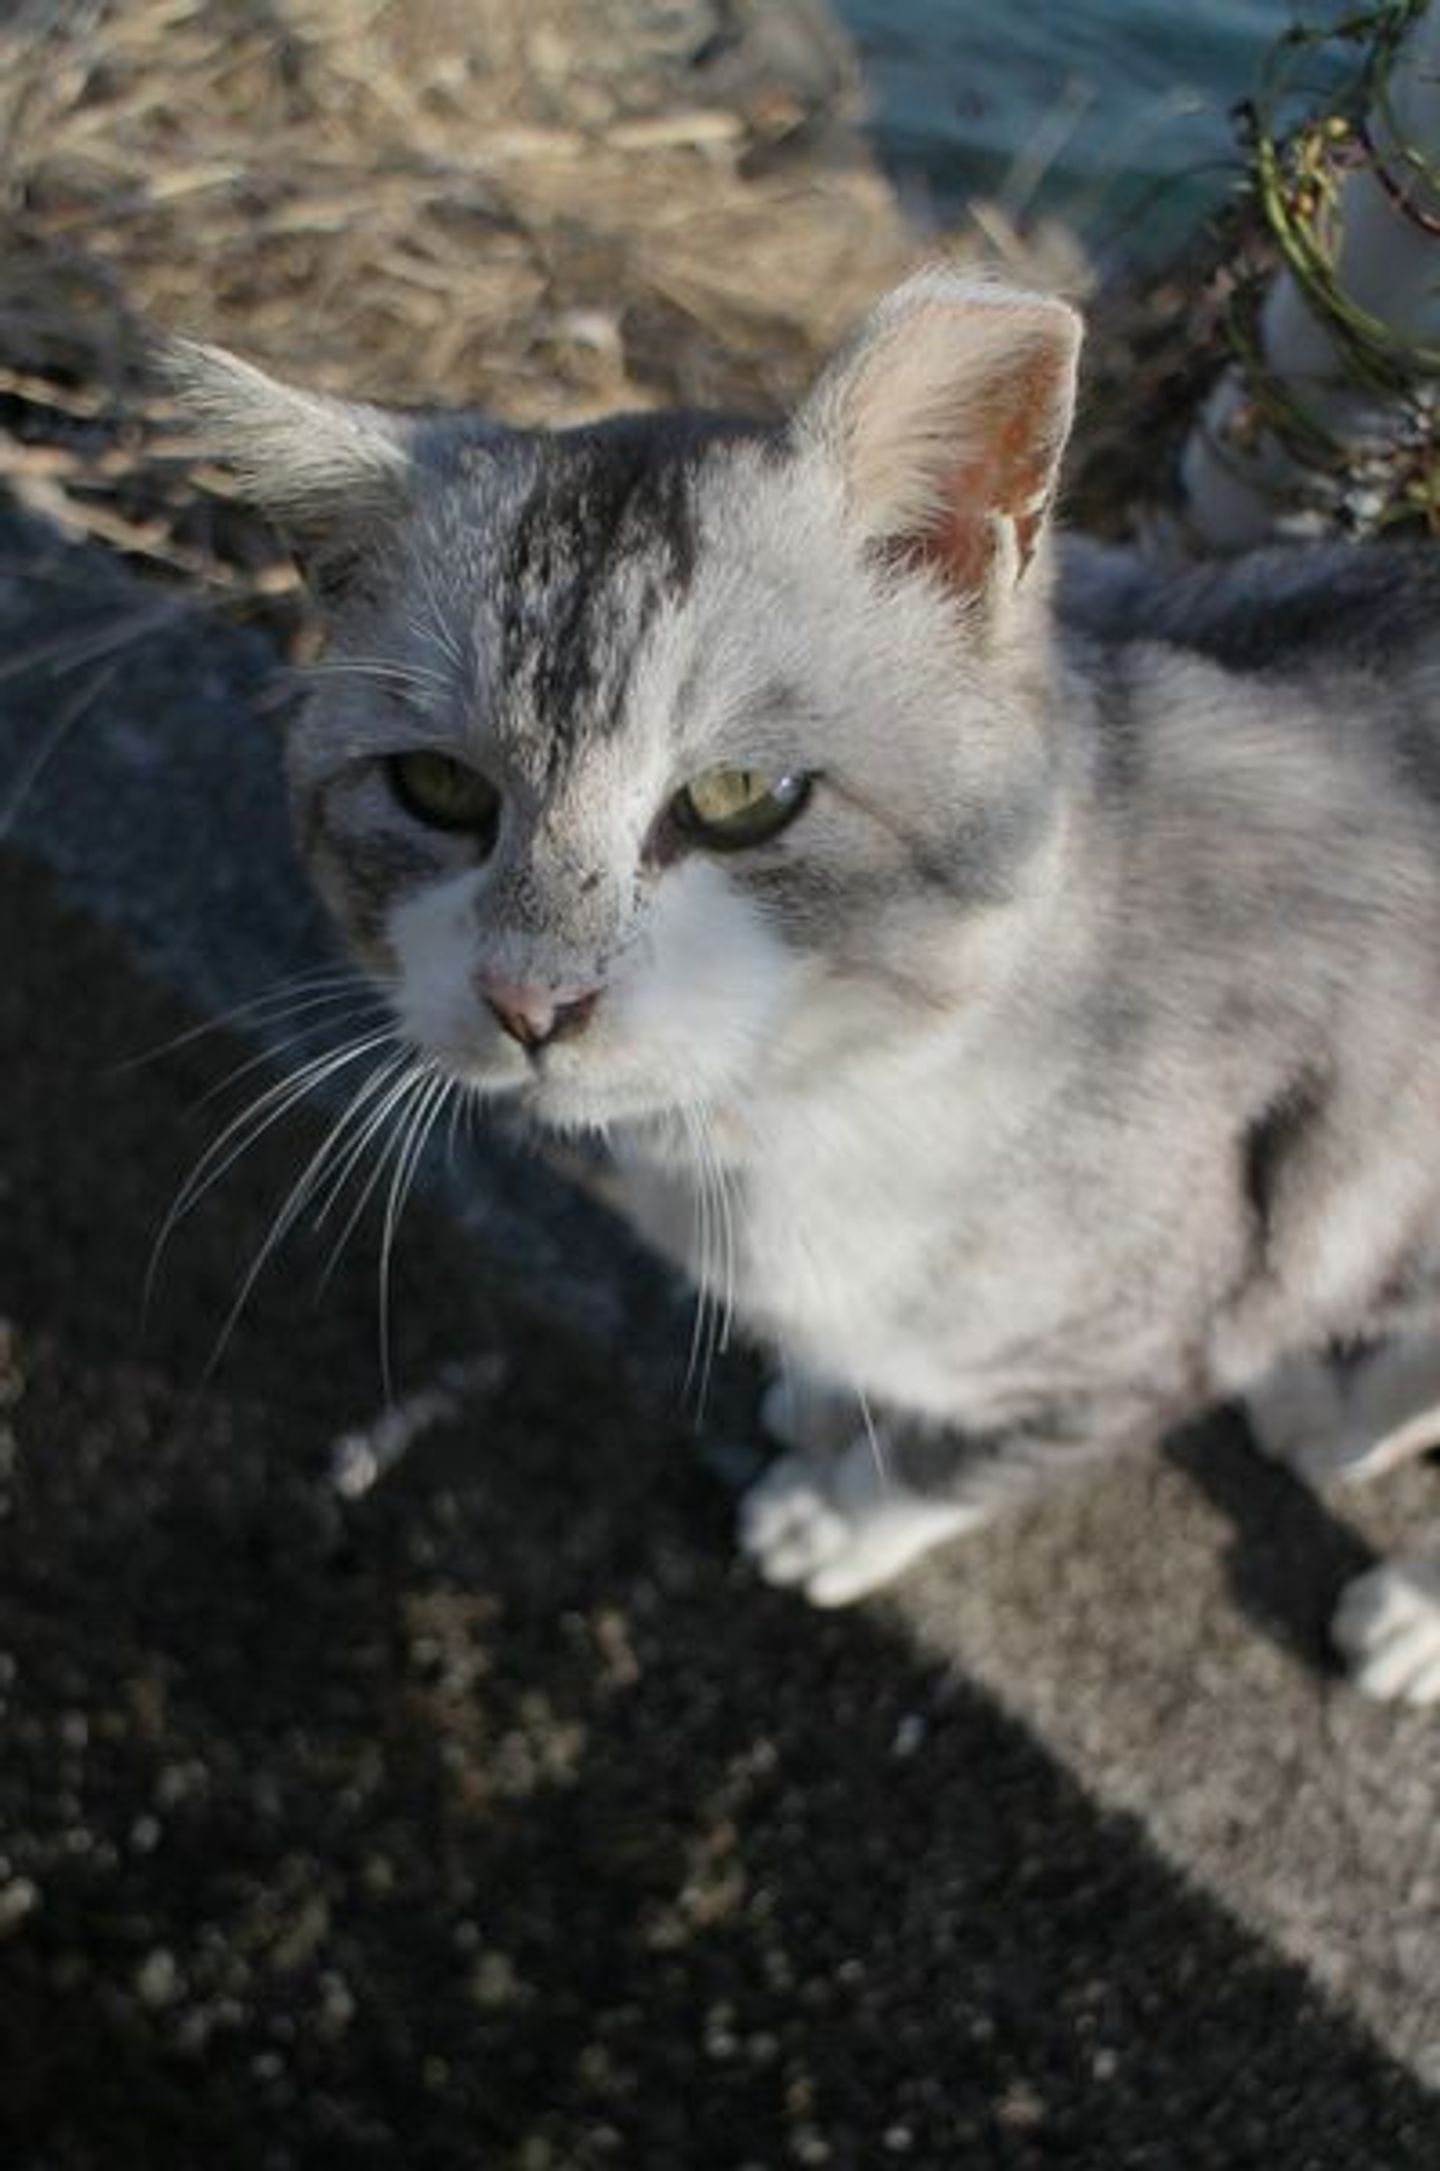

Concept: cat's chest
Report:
left=719, top=1069, right=1036, bottom=1393
left=738, top=1130, right=929, bottom=1344
left=621, top=1044, right=1145, bottom=1410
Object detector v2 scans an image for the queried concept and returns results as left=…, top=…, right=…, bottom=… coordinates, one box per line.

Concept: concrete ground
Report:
left=2, top=509, right=1438, bottom=2167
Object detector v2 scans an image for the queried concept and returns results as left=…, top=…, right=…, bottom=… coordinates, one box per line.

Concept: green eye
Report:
left=388, top=751, right=500, bottom=838
left=672, top=766, right=811, bottom=850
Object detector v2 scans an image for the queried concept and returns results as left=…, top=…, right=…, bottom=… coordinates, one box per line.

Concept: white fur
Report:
left=1334, top=1559, right=1440, bottom=1704
left=739, top=1438, right=987, bottom=1607
left=391, top=849, right=801, bottom=1133
left=1247, top=1334, right=1440, bottom=1489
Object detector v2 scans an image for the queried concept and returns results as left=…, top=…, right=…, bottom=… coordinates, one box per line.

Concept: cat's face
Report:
left=179, top=273, right=1081, bottom=1135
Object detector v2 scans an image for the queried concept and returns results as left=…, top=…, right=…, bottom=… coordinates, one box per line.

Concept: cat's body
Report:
left=174, top=273, right=1440, bottom=1694
left=632, top=537, right=1440, bottom=1422
left=628, top=535, right=1440, bottom=1632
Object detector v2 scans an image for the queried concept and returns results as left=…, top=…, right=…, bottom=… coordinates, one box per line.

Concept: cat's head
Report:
left=173, top=270, right=1081, bottom=1135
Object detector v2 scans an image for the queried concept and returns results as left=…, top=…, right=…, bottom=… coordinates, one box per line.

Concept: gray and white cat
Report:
left=174, top=271, right=1440, bottom=1699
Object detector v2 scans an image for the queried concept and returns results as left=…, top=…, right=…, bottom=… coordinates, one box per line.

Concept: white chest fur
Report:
left=643, top=1025, right=1060, bottom=1416
left=621, top=1006, right=1239, bottom=1432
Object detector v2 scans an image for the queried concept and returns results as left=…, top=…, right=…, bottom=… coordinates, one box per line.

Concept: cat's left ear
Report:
left=160, top=339, right=418, bottom=597
left=799, top=268, right=1082, bottom=619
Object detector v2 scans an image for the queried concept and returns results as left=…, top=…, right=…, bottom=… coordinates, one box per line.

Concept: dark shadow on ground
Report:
left=4, top=852, right=1439, bottom=2171
left=1165, top=1414, right=1379, bottom=1679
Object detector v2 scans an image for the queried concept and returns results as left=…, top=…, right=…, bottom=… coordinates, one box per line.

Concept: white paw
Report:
left=738, top=1439, right=984, bottom=1608
left=1333, top=1557, right=1440, bottom=1704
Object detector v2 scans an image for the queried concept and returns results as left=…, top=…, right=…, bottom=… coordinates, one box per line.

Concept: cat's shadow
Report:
left=1163, top=1408, right=1378, bottom=1676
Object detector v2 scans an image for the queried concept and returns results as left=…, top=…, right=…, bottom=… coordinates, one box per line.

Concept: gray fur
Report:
left=177, top=272, right=1440, bottom=1629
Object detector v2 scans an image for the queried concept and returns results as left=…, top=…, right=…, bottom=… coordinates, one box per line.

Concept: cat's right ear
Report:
left=160, top=340, right=416, bottom=598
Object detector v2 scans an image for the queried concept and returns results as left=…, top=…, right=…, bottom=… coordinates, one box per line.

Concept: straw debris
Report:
left=0, top=0, right=984, bottom=640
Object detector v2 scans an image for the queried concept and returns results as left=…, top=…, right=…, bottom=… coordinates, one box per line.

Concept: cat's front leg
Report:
left=757, top=1370, right=857, bottom=1460
left=1245, top=1332, right=1440, bottom=1488
left=740, top=1381, right=1003, bottom=1608
left=740, top=1423, right=990, bottom=1608
left=1245, top=1335, right=1440, bottom=1701
left=740, top=1394, right=1158, bottom=1608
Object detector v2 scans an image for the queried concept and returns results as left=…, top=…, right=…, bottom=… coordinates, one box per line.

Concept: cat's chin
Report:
left=520, top=1072, right=692, bottom=1135
left=428, top=1052, right=690, bottom=1133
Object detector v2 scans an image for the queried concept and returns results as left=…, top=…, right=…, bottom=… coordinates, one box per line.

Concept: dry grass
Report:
left=0, top=0, right=946, bottom=414
left=0, top=0, right=1046, bottom=637
left=4, top=2, right=1408, bottom=649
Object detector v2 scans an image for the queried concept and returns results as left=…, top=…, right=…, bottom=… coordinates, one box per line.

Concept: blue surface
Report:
left=837, top=0, right=1299, bottom=257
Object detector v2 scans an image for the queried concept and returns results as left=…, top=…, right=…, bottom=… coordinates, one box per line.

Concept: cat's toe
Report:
left=738, top=1453, right=848, bottom=1587
left=1333, top=1556, right=1440, bottom=1704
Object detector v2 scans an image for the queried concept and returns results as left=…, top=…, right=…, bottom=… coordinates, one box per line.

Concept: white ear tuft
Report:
left=801, top=268, right=1082, bottom=603
left=160, top=338, right=414, bottom=562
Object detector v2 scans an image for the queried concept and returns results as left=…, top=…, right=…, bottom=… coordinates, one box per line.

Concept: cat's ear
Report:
left=800, top=269, right=1082, bottom=613
left=160, top=340, right=416, bottom=597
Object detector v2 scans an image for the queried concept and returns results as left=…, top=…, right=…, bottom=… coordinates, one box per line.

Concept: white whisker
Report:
left=694, top=1115, right=723, bottom=1409
left=442, top=1070, right=468, bottom=1174
left=679, top=1104, right=712, bottom=1413
left=681, top=1100, right=731, bottom=1424
left=309, top=1053, right=423, bottom=1244
left=377, top=1067, right=449, bottom=1401
left=299, top=655, right=451, bottom=698
left=694, top=1103, right=739, bottom=1359
left=855, top=1386, right=892, bottom=1491
left=114, top=968, right=370, bottom=1073
left=168, top=1026, right=397, bottom=1223
left=191, top=997, right=388, bottom=1112
left=197, top=1046, right=413, bottom=1382
left=408, top=562, right=467, bottom=673
left=146, top=1025, right=397, bottom=1313
left=0, top=659, right=115, bottom=838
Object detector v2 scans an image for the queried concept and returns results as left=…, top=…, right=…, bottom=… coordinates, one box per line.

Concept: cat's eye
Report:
left=387, top=750, right=500, bottom=839
left=672, top=766, right=811, bottom=850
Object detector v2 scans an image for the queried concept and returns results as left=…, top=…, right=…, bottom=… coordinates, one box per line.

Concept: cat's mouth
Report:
left=518, top=1065, right=685, bottom=1133
left=430, top=1040, right=684, bottom=1133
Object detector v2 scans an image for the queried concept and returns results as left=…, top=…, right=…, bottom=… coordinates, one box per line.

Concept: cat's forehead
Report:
left=419, top=412, right=785, bottom=767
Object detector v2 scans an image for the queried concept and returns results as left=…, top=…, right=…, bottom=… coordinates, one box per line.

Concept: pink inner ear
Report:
left=919, top=349, right=1063, bottom=593
left=926, top=454, right=997, bottom=591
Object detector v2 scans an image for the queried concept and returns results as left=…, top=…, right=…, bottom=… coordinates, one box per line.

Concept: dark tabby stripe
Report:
left=496, top=412, right=777, bottom=770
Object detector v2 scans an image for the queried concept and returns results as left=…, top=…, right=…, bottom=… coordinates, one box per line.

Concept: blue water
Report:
left=837, top=1, right=1302, bottom=260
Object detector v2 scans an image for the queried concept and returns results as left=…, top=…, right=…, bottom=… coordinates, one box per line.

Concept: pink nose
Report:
left=476, top=973, right=599, bottom=1054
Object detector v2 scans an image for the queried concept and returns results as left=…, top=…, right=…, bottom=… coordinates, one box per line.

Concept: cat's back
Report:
left=1057, top=535, right=1440, bottom=829
left=1058, top=534, right=1439, bottom=686
left=1052, top=535, right=1440, bottom=1041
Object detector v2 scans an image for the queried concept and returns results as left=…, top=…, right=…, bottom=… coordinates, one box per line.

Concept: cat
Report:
left=169, top=269, right=1440, bottom=1700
